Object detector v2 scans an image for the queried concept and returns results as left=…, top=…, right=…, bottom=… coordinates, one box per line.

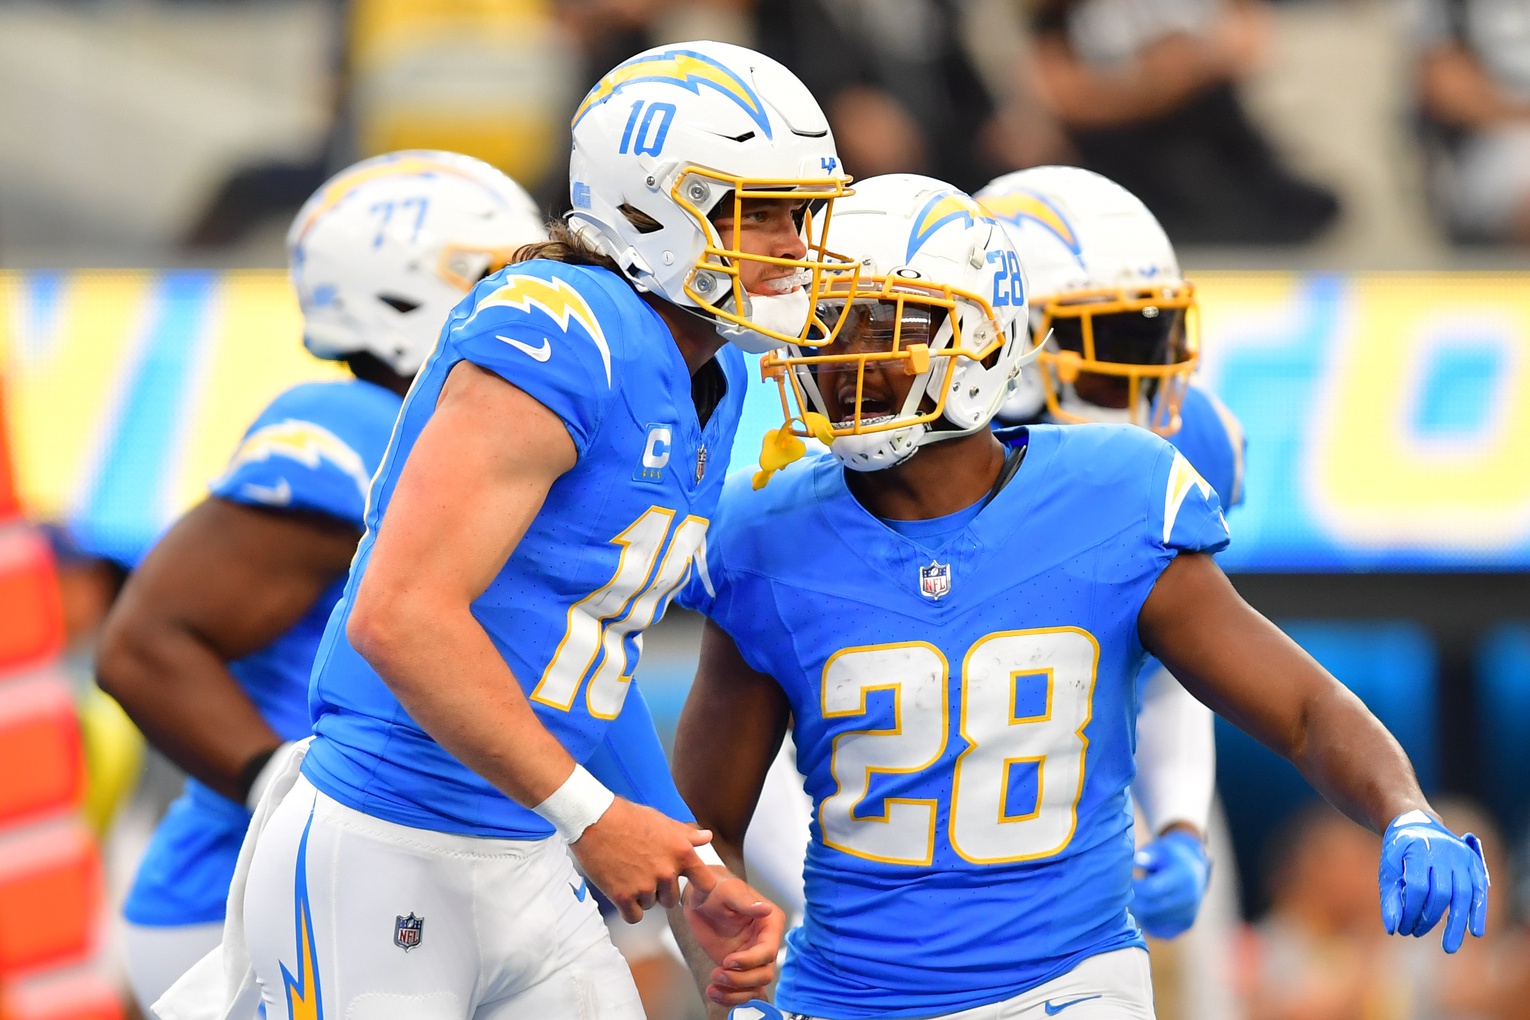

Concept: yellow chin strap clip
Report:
left=752, top=412, right=835, bottom=490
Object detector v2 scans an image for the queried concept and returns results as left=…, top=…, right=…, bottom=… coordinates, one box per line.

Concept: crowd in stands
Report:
left=180, top=0, right=1530, bottom=253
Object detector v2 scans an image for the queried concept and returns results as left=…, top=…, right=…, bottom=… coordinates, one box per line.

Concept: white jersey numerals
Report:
left=531, top=507, right=707, bottom=719
left=820, top=628, right=1099, bottom=867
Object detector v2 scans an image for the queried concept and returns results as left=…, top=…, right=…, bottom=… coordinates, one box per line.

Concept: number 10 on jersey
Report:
left=530, top=507, right=706, bottom=719
left=821, top=628, right=1099, bottom=866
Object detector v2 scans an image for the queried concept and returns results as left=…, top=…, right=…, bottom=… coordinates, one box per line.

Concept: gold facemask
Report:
left=1031, top=281, right=1199, bottom=436
left=673, top=168, right=859, bottom=347
left=750, top=270, right=1014, bottom=487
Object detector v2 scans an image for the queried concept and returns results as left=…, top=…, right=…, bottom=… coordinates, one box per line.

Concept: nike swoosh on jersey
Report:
left=1044, top=995, right=1103, bottom=1014
left=497, top=334, right=552, bottom=362
left=240, top=478, right=293, bottom=506
left=570, top=879, right=588, bottom=902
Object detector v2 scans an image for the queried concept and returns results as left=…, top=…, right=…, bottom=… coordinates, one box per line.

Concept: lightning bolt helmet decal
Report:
left=978, top=190, right=1084, bottom=264
left=571, top=48, right=773, bottom=139
left=906, top=191, right=995, bottom=261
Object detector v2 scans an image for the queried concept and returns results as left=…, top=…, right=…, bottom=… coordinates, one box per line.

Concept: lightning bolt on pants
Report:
left=242, top=775, right=643, bottom=1019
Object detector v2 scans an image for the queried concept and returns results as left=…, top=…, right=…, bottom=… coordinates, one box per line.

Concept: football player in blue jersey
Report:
left=978, top=165, right=1247, bottom=941
left=732, top=167, right=1245, bottom=946
left=672, top=174, right=1489, bottom=1020
left=96, top=150, right=546, bottom=1012
left=216, top=41, right=856, bottom=1020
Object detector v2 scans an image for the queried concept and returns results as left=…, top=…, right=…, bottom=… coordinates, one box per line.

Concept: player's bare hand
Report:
left=569, top=796, right=712, bottom=923
left=684, top=872, right=784, bottom=1005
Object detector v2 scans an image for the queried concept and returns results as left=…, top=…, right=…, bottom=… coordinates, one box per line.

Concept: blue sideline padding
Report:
left=1478, top=624, right=1530, bottom=834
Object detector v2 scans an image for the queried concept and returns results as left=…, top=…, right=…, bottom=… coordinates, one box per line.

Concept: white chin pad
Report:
left=831, top=422, right=924, bottom=472
left=716, top=287, right=811, bottom=353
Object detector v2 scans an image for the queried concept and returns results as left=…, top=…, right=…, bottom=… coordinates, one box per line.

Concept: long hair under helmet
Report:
left=566, top=41, right=856, bottom=354
left=752, top=174, right=1040, bottom=486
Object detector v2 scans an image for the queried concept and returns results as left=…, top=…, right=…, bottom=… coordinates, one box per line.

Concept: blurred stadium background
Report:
left=2, top=0, right=1529, bottom=1017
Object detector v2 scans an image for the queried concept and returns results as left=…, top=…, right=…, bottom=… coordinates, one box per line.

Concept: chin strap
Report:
left=753, top=412, right=834, bottom=490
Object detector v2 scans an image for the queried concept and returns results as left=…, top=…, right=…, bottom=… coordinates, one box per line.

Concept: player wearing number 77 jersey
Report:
left=672, top=174, right=1489, bottom=1020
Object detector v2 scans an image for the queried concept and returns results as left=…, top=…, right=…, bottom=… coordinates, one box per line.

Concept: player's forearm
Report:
left=97, top=618, right=280, bottom=801
left=1281, top=684, right=1429, bottom=833
left=1144, top=560, right=1427, bottom=833
left=1419, top=46, right=1530, bottom=129
left=666, top=904, right=732, bottom=1020
left=348, top=595, right=576, bottom=807
left=1174, top=626, right=1427, bottom=833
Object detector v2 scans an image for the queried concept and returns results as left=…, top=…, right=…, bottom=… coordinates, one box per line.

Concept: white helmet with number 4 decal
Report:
left=567, top=41, right=855, bottom=353
left=288, top=150, right=546, bottom=377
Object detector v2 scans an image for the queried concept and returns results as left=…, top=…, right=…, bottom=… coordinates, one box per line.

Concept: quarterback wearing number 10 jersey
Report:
left=304, top=259, right=746, bottom=838
left=682, top=423, right=1229, bottom=1019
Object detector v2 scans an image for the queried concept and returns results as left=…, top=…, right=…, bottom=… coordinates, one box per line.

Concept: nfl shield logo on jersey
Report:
left=919, top=561, right=951, bottom=600
left=394, top=913, right=424, bottom=952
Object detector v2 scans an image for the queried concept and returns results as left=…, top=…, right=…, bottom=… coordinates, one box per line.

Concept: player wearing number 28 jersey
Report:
left=690, top=425, right=1224, bottom=1015
left=673, top=175, right=1488, bottom=1020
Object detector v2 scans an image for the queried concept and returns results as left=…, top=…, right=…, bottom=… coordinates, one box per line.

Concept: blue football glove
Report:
left=1379, top=810, right=1489, bottom=953
left=1131, top=828, right=1211, bottom=939
left=728, top=1001, right=786, bottom=1020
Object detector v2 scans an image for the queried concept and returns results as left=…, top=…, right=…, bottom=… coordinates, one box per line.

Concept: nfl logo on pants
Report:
left=395, top=913, right=424, bottom=952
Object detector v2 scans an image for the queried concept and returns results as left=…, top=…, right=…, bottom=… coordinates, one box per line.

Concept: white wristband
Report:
left=533, top=765, right=614, bottom=842
left=695, top=841, right=723, bottom=868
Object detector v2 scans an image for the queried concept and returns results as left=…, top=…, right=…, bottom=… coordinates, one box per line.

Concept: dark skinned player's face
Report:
left=1050, top=307, right=1185, bottom=408
left=812, top=301, right=937, bottom=426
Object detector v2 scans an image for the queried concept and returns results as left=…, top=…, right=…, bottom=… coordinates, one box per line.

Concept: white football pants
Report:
left=122, top=919, right=223, bottom=1015
left=243, top=775, right=643, bottom=1020
left=788, top=948, right=1155, bottom=1020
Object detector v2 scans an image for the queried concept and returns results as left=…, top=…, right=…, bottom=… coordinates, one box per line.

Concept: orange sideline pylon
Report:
left=0, top=373, right=121, bottom=1019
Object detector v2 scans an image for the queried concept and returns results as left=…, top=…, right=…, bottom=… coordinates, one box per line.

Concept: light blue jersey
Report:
left=1162, top=383, right=1245, bottom=513
left=124, top=379, right=403, bottom=926
left=1007, top=382, right=1245, bottom=513
left=303, top=260, right=747, bottom=838
left=684, top=424, right=1229, bottom=1018
left=1006, top=381, right=1245, bottom=688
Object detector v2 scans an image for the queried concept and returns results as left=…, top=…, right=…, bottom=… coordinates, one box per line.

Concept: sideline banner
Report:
left=0, top=271, right=343, bottom=564
left=1195, top=272, right=1530, bottom=571
left=3, top=270, right=1528, bottom=571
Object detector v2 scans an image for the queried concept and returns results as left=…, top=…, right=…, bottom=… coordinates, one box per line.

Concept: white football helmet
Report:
left=757, top=174, right=1038, bottom=480
left=976, top=166, right=1197, bottom=435
left=288, top=150, right=546, bottom=377
left=566, top=41, right=854, bottom=353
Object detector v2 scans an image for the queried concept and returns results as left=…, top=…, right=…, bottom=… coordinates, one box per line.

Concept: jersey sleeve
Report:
left=446, top=267, right=618, bottom=457
left=210, top=384, right=395, bottom=527
left=1153, top=447, right=1231, bottom=556
left=583, top=684, right=695, bottom=824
